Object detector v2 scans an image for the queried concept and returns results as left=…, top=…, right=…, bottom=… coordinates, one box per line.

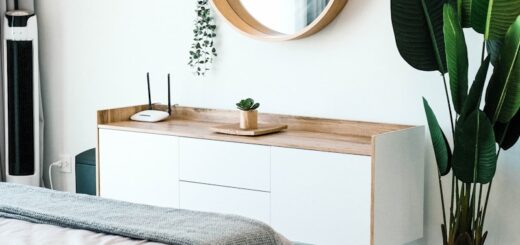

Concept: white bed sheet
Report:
left=0, top=217, right=165, bottom=245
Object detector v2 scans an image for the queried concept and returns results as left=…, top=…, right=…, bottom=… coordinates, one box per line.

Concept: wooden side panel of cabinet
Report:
left=270, top=147, right=372, bottom=245
left=98, top=129, right=179, bottom=208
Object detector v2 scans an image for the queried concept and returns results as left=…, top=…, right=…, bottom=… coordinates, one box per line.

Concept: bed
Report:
left=0, top=217, right=165, bottom=245
left=0, top=183, right=293, bottom=245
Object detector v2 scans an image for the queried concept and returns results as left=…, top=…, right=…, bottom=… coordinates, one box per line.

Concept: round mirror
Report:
left=211, top=0, right=348, bottom=41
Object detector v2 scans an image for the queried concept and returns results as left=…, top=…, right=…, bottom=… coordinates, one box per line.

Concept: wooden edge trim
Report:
left=226, top=0, right=281, bottom=35
left=97, top=104, right=174, bottom=125
left=370, top=135, right=376, bottom=245
left=210, top=0, right=267, bottom=37
left=96, top=127, right=100, bottom=196
left=210, top=0, right=349, bottom=41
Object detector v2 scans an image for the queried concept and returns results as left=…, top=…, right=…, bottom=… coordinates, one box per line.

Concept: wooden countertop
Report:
left=97, top=105, right=413, bottom=156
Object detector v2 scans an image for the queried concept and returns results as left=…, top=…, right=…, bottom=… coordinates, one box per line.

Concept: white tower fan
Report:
left=2, top=6, right=43, bottom=186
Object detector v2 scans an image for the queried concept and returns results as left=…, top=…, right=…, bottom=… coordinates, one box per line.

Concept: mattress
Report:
left=0, top=217, right=165, bottom=245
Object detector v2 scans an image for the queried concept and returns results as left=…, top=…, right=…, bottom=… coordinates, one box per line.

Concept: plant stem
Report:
left=476, top=183, right=484, bottom=238
left=437, top=170, right=448, bottom=232
left=471, top=181, right=478, bottom=238
left=450, top=174, right=455, bottom=223
left=442, top=74, right=456, bottom=137
left=449, top=179, right=463, bottom=244
left=481, top=40, right=486, bottom=63
left=455, top=179, right=460, bottom=212
left=478, top=183, right=483, bottom=214
left=473, top=39, right=489, bottom=233
left=480, top=181, right=493, bottom=227
left=423, top=9, right=453, bottom=236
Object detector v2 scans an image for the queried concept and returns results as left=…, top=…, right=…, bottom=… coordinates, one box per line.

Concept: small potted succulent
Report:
left=236, top=98, right=260, bottom=130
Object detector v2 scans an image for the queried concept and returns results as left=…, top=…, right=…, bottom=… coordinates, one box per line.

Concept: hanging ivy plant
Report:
left=188, top=0, right=217, bottom=76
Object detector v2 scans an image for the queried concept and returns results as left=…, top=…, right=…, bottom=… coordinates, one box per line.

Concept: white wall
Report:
left=33, top=1, right=520, bottom=244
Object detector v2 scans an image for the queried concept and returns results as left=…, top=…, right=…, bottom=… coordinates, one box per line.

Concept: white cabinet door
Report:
left=179, top=181, right=271, bottom=224
left=99, top=129, right=179, bottom=208
left=271, top=147, right=372, bottom=245
left=179, top=138, right=270, bottom=191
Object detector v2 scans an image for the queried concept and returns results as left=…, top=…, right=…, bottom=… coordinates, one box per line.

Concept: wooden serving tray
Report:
left=211, top=123, right=288, bottom=136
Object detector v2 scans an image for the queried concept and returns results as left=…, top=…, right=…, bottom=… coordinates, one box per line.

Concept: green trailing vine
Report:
left=188, top=0, right=217, bottom=76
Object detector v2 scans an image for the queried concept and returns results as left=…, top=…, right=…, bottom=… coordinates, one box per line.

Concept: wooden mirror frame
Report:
left=210, top=0, right=348, bottom=41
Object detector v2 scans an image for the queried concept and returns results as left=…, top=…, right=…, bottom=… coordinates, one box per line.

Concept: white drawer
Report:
left=179, top=181, right=270, bottom=224
left=179, top=137, right=270, bottom=191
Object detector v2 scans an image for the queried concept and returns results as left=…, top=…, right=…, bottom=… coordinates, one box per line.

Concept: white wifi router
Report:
left=130, top=110, right=170, bottom=122
left=131, top=73, right=172, bottom=123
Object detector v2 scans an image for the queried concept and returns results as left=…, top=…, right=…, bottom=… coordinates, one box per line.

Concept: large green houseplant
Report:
left=391, top=0, right=520, bottom=244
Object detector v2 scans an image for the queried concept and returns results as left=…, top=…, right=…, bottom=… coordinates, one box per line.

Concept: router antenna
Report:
left=167, top=74, right=172, bottom=115
left=147, top=72, right=152, bottom=110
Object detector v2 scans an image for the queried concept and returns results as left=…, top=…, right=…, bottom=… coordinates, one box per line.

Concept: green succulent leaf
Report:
left=250, top=103, right=260, bottom=110
left=453, top=110, right=497, bottom=184
left=471, top=0, right=520, bottom=40
left=423, top=98, right=452, bottom=176
left=236, top=98, right=260, bottom=111
left=444, top=4, right=469, bottom=114
left=391, top=0, right=447, bottom=73
left=485, top=17, right=520, bottom=123
left=461, top=56, right=491, bottom=119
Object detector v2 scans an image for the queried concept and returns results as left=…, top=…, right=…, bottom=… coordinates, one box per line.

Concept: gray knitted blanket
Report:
left=0, top=183, right=290, bottom=245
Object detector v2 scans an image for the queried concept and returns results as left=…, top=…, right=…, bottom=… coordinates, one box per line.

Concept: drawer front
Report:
left=179, top=181, right=270, bottom=224
left=99, top=129, right=179, bottom=208
left=270, top=147, right=372, bottom=245
left=179, top=137, right=270, bottom=191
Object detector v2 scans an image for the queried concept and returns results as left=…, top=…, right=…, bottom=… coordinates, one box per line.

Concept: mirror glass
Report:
left=238, top=0, right=331, bottom=35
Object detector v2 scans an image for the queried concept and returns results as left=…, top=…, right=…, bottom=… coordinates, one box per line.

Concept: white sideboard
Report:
left=96, top=105, right=425, bottom=245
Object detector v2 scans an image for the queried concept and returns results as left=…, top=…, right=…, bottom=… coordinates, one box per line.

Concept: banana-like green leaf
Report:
left=487, top=39, right=503, bottom=66
left=391, top=0, right=447, bottom=73
left=485, top=17, right=520, bottom=123
left=471, top=0, right=520, bottom=40
left=461, top=0, right=472, bottom=28
left=449, top=0, right=472, bottom=27
left=453, top=110, right=497, bottom=184
left=461, top=57, right=491, bottom=119
left=423, top=98, right=452, bottom=176
left=494, top=109, right=520, bottom=150
left=444, top=4, right=469, bottom=114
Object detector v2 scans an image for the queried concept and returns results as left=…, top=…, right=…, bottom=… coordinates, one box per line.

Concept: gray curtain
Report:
left=306, top=0, right=329, bottom=25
